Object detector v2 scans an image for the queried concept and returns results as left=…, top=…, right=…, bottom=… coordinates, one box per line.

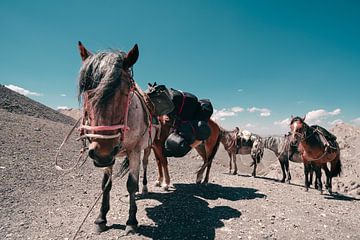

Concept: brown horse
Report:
left=142, top=116, right=221, bottom=190
left=289, top=116, right=342, bottom=194
left=77, top=42, right=157, bottom=234
left=219, top=127, right=264, bottom=176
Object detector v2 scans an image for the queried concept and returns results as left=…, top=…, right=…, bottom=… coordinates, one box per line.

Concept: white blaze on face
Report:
left=292, top=121, right=299, bottom=138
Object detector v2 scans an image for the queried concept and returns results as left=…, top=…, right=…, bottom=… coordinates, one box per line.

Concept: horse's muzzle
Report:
left=89, top=148, right=118, bottom=168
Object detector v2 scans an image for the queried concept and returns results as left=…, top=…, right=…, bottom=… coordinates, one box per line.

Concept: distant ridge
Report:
left=0, top=84, right=75, bottom=125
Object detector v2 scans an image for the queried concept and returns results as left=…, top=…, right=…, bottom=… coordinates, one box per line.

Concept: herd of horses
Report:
left=70, top=42, right=342, bottom=234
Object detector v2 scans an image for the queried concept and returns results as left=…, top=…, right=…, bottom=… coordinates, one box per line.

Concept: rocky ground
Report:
left=1, top=86, right=359, bottom=240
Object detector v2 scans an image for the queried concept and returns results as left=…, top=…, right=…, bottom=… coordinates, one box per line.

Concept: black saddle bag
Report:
left=147, top=85, right=175, bottom=116
left=164, top=132, right=192, bottom=157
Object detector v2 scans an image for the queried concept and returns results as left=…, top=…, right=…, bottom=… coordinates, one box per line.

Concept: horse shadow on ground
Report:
left=324, top=192, right=360, bottom=201
left=126, top=183, right=266, bottom=240
left=250, top=175, right=360, bottom=202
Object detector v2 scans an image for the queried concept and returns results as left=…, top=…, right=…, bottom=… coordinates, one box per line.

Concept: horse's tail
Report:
left=208, top=131, right=221, bottom=162
left=331, top=157, right=342, bottom=178
left=116, top=157, right=130, bottom=178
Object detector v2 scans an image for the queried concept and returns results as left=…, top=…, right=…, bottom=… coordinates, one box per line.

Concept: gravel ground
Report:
left=1, top=86, right=359, bottom=240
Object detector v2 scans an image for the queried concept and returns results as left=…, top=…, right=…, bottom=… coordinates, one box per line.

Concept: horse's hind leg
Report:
left=285, top=159, right=291, bottom=183
left=322, top=163, right=332, bottom=194
left=94, top=167, right=113, bottom=232
left=304, top=162, right=311, bottom=191
left=232, top=154, right=238, bottom=175
left=314, top=164, right=323, bottom=194
left=279, top=159, right=286, bottom=183
left=125, top=151, right=141, bottom=234
left=142, top=147, right=151, bottom=194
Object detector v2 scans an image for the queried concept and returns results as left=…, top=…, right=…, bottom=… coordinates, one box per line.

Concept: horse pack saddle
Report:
left=311, top=125, right=338, bottom=153
left=236, top=130, right=254, bottom=150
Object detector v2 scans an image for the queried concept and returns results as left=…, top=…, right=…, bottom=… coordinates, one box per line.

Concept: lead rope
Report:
left=55, top=117, right=89, bottom=171
left=72, top=169, right=112, bottom=240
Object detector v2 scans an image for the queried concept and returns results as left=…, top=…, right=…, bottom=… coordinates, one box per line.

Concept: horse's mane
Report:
left=290, top=116, right=305, bottom=125
left=78, top=50, right=127, bottom=109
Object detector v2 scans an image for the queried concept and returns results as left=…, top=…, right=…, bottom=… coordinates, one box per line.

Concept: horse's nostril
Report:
left=89, top=149, right=96, bottom=159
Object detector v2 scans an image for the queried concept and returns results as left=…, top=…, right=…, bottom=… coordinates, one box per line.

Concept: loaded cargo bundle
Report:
left=147, top=84, right=174, bottom=116
left=147, top=84, right=214, bottom=158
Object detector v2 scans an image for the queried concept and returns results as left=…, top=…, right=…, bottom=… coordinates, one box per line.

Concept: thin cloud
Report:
left=57, top=106, right=70, bottom=110
left=231, top=107, right=244, bottom=113
left=247, top=107, right=271, bottom=117
left=60, top=94, right=67, bottom=97
left=212, top=106, right=244, bottom=121
left=5, top=84, right=42, bottom=96
left=305, top=108, right=341, bottom=124
left=274, top=118, right=290, bottom=127
left=237, top=89, right=243, bottom=92
left=245, top=123, right=255, bottom=128
left=351, top=117, right=360, bottom=125
left=328, top=119, right=344, bottom=126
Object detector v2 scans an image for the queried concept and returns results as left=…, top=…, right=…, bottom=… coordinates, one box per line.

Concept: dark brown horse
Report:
left=142, top=116, right=221, bottom=190
left=289, top=116, right=342, bottom=194
left=77, top=42, right=157, bottom=234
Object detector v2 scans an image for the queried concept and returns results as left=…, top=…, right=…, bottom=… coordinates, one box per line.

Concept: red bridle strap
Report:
left=80, top=124, right=130, bottom=132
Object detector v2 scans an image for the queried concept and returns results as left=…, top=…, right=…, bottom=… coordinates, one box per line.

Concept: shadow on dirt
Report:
left=122, top=183, right=266, bottom=240
left=324, top=192, right=360, bottom=201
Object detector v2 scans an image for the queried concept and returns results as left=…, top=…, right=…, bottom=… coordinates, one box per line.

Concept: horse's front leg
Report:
left=251, top=155, right=257, bottom=177
left=125, top=150, right=141, bottom=234
left=195, top=144, right=207, bottom=184
left=232, top=154, right=238, bottom=175
left=153, top=147, right=170, bottom=190
left=142, top=147, right=151, bottom=194
left=94, top=167, right=112, bottom=232
left=228, top=152, right=232, bottom=174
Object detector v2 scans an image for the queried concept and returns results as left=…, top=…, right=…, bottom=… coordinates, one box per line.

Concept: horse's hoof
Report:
left=202, top=179, right=209, bottom=184
left=162, top=184, right=169, bottom=191
left=232, top=171, right=237, bottom=175
left=305, top=188, right=309, bottom=192
left=125, top=225, right=137, bottom=235
left=142, top=186, right=148, bottom=195
left=280, top=179, right=285, bottom=183
left=95, top=223, right=108, bottom=233
left=155, top=181, right=161, bottom=187
left=286, top=180, right=291, bottom=184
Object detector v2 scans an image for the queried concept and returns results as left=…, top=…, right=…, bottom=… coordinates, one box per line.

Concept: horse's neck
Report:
left=221, top=131, right=236, bottom=151
left=265, top=136, right=281, bottom=154
left=302, top=125, right=320, bottom=148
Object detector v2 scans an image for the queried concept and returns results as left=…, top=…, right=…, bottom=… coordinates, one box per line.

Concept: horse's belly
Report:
left=238, top=147, right=251, bottom=155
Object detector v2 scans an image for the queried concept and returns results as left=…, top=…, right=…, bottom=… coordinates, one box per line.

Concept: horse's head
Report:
left=289, top=115, right=307, bottom=146
left=78, top=41, right=139, bottom=167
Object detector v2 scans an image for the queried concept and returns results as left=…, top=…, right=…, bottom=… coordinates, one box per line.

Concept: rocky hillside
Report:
left=0, top=84, right=75, bottom=125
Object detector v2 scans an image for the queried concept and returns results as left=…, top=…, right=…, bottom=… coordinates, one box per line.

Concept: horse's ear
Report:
left=302, top=115, right=306, bottom=121
left=78, top=41, right=92, bottom=61
left=123, top=44, right=139, bottom=69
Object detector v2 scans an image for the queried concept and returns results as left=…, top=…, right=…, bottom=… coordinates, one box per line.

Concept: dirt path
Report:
left=1, top=109, right=359, bottom=240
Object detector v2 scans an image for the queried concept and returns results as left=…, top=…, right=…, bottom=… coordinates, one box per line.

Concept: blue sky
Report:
left=1, top=0, right=359, bottom=134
